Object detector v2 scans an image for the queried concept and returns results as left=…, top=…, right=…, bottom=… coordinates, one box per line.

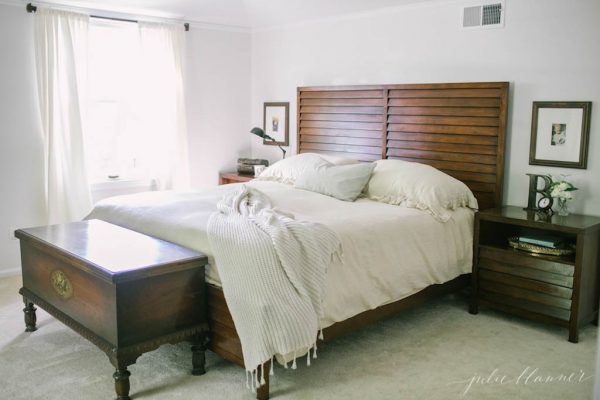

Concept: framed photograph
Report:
left=529, top=101, right=592, bottom=169
left=263, top=102, right=289, bottom=146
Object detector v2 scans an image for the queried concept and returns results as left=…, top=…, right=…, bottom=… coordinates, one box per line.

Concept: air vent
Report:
left=462, top=2, right=504, bottom=29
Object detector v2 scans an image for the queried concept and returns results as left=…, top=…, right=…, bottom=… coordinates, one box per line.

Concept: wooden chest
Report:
left=16, top=220, right=209, bottom=400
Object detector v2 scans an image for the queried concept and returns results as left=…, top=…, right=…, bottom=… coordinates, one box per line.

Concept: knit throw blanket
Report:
left=207, top=185, right=341, bottom=389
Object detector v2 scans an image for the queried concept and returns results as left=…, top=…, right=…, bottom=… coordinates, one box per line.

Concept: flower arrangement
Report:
left=549, top=176, right=578, bottom=216
left=549, top=180, right=578, bottom=200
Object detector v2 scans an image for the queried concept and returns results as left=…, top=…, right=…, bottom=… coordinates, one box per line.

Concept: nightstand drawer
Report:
left=480, top=292, right=571, bottom=321
left=479, top=269, right=573, bottom=299
left=478, top=256, right=574, bottom=288
left=479, top=280, right=572, bottom=310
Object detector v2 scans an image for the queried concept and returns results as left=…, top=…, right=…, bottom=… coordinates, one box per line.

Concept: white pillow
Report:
left=256, top=153, right=332, bottom=184
left=317, top=153, right=360, bottom=166
left=365, top=159, right=478, bottom=221
left=294, top=163, right=375, bottom=202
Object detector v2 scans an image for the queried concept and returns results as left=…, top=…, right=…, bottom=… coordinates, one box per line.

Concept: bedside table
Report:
left=470, top=206, right=600, bottom=342
left=218, top=172, right=254, bottom=185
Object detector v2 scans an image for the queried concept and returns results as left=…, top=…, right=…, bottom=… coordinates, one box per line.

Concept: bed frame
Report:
left=207, top=82, right=509, bottom=399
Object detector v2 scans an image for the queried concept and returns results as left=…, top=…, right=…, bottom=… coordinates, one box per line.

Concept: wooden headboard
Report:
left=297, top=82, right=508, bottom=210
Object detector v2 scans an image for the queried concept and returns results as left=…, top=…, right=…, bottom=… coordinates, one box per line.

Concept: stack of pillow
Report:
left=255, top=153, right=478, bottom=222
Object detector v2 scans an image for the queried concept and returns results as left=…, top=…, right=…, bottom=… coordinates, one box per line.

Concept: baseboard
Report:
left=0, top=267, right=20, bottom=278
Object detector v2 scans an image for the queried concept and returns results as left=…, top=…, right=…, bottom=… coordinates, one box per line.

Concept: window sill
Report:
left=91, top=178, right=157, bottom=192
left=90, top=178, right=157, bottom=204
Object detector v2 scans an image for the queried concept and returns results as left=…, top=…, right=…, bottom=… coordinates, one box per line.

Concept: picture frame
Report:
left=263, top=102, right=289, bottom=147
left=529, top=101, right=592, bottom=169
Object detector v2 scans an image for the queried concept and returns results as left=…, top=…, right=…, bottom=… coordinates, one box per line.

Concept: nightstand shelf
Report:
left=470, top=206, right=600, bottom=343
left=478, top=243, right=577, bottom=266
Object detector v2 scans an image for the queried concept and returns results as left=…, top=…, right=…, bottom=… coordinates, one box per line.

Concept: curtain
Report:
left=137, top=22, right=190, bottom=190
left=34, top=8, right=93, bottom=224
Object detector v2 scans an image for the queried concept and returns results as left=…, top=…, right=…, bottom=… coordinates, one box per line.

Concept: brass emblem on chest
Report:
left=50, top=270, right=73, bottom=300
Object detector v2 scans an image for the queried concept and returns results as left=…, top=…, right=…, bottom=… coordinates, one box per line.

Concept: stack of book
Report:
left=237, top=158, right=269, bottom=175
left=516, top=235, right=567, bottom=249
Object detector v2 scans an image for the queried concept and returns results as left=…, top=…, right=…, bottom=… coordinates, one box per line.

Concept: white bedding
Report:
left=86, top=180, right=473, bottom=328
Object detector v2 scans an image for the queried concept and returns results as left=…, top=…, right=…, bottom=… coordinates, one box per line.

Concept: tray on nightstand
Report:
left=507, top=236, right=575, bottom=257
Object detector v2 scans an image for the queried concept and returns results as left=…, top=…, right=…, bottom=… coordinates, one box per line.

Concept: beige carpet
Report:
left=0, top=275, right=596, bottom=400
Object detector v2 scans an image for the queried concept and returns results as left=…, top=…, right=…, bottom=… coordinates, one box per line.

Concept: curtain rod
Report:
left=26, top=3, right=190, bottom=32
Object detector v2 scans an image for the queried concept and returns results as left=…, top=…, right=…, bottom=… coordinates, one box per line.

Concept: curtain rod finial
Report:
left=26, top=3, right=37, bottom=13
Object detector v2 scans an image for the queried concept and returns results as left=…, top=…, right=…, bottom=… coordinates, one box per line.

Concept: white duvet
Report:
left=86, top=180, right=473, bottom=328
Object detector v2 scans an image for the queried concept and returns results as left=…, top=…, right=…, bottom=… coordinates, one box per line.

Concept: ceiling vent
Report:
left=462, top=2, right=504, bottom=29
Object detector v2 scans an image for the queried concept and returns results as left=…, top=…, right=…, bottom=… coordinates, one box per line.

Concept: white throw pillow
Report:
left=295, top=163, right=375, bottom=202
left=365, top=159, right=478, bottom=221
left=256, top=153, right=333, bottom=184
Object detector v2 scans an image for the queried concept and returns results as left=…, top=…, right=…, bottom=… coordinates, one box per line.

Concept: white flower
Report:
left=550, top=179, right=577, bottom=201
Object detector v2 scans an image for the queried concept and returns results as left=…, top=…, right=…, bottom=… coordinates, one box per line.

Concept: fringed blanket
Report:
left=207, top=185, right=341, bottom=389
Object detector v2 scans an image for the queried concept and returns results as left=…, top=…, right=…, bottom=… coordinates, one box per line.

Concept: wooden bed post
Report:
left=256, top=361, right=271, bottom=400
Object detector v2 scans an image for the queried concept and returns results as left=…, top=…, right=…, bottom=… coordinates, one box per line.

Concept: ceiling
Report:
left=36, top=0, right=443, bottom=28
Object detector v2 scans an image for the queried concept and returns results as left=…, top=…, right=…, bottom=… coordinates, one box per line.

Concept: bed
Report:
left=88, top=82, right=509, bottom=399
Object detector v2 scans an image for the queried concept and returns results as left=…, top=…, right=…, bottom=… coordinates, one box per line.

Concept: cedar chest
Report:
left=16, top=219, right=208, bottom=400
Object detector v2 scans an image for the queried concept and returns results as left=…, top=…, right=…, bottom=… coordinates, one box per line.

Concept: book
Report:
left=517, top=235, right=566, bottom=249
left=237, top=158, right=269, bottom=175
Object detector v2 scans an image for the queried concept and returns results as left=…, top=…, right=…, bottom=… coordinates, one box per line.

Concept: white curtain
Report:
left=137, top=22, right=190, bottom=190
left=34, top=8, right=93, bottom=224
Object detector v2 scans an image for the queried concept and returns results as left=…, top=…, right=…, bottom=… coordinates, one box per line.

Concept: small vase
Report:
left=557, top=198, right=569, bottom=216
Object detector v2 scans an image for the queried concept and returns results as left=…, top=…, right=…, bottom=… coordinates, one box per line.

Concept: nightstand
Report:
left=218, top=172, right=254, bottom=185
left=470, top=206, right=600, bottom=342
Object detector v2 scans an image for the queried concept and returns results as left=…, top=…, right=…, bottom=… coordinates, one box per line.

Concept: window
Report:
left=87, top=20, right=147, bottom=182
left=86, top=18, right=189, bottom=189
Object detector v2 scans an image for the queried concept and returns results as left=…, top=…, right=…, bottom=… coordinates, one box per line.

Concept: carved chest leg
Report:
left=23, top=297, right=37, bottom=332
left=113, top=368, right=131, bottom=400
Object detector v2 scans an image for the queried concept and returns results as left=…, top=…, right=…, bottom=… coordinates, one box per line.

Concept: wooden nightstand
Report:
left=218, top=172, right=254, bottom=185
left=470, top=206, right=600, bottom=342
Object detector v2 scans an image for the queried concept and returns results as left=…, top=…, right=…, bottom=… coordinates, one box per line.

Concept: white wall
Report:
left=186, top=26, right=252, bottom=188
left=250, top=0, right=600, bottom=216
left=0, top=2, right=251, bottom=275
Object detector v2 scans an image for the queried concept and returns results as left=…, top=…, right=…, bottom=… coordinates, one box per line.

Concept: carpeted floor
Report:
left=0, top=275, right=596, bottom=400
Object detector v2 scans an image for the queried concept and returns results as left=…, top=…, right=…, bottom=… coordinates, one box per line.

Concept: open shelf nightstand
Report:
left=470, top=206, right=600, bottom=342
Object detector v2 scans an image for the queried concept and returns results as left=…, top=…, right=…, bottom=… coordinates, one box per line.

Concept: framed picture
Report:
left=263, top=102, right=289, bottom=146
left=529, top=101, right=592, bottom=169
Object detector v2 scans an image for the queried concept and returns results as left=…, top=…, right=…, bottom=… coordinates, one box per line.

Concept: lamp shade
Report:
left=250, top=126, right=286, bottom=159
left=251, top=127, right=265, bottom=138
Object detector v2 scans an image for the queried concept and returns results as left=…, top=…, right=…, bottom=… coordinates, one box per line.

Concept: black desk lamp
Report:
left=251, top=127, right=287, bottom=159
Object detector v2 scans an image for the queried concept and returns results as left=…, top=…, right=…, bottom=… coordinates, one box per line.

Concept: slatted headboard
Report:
left=297, top=82, right=508, bottom=210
